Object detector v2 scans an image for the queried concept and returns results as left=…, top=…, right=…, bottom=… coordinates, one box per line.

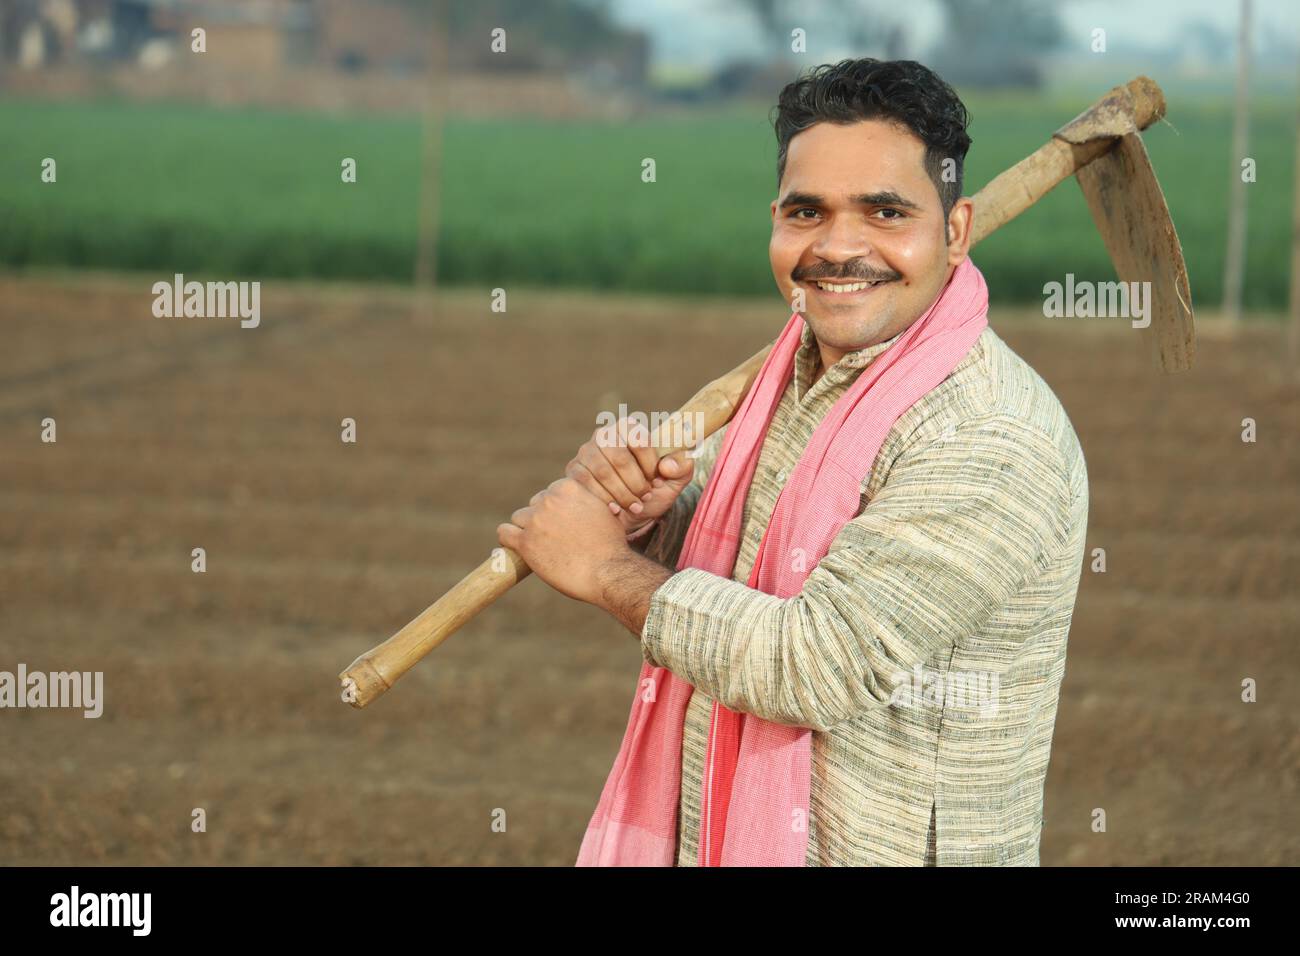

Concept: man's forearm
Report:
left=594, top=549, right=674, bottom=638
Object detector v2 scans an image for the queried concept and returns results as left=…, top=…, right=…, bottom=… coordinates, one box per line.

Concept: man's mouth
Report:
left=804, top=278, right=894, bottom=296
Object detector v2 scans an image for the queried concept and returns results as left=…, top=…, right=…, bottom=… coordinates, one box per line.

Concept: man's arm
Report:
left=594, top=550, right=674, bottom=636
left=614, top=413, right=1076, bottom=733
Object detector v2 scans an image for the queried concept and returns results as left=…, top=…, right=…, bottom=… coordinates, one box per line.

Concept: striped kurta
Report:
left=639, top=318, right=1089, bottom=866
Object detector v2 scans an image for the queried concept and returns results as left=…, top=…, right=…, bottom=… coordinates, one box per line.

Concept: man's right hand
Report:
left=565, top=419, right=696, bottom=535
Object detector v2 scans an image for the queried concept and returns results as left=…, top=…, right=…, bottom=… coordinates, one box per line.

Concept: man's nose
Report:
left=810, top=213, right=873, bottom=264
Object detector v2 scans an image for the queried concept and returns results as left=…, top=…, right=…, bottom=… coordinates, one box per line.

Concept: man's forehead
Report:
left=782, top=119, right=930, bottom=193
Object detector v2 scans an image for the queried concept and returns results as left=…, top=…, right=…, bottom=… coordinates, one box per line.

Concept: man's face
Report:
left=769, top=119, right=972, bottom=356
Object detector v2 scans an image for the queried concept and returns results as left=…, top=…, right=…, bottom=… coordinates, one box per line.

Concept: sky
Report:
left=607, top=0, right=1300, bottom=71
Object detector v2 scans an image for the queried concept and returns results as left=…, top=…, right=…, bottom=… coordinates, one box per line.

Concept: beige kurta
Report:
left=639, top=318, right=1089, bottom=866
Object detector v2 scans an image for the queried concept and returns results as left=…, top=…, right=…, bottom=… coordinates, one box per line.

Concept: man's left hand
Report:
left=497, top=477, right=630, bottom=605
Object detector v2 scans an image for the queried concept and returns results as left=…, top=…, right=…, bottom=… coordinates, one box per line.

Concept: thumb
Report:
left=658, top=451, right=694, bottom=485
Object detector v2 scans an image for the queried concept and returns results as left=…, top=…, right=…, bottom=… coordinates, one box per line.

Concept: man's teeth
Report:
left=815, top=280, right=883, bottom=292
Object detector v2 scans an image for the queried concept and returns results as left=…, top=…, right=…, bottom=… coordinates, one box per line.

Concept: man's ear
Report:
left=945, top=196, right=974, bottom=265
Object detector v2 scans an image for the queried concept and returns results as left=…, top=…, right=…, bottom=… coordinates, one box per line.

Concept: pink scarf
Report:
left=576, top=258, right=989, bottom=866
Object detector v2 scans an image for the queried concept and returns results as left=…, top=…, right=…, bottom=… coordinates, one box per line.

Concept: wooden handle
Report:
left=341, top=76, right=1169, bottom=709
left=339, top=343, right=770, bottom=707
left=970, top=75, right=1165, bottom=244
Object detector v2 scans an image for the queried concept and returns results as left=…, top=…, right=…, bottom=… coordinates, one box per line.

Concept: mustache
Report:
left=794, top=266, right=902, bottom=283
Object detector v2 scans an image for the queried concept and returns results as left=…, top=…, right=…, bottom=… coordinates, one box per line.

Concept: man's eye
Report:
left=792, top=208, right=819, bottom=219
left=876, top=208, right=904, bottom=219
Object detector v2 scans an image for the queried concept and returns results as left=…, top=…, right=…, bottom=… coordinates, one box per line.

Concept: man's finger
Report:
left=600, top=429, right=655, bottom=496
left=566, top=461, right=618, bottom=508
left=578, top=443, right=644, bottom=511
left=620, top=420, right=661, bottom=482
left=597, top=438, right=654, bottom=500
left=658, top=450, right=694, bottom=483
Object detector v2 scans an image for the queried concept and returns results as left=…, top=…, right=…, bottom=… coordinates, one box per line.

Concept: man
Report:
left=497, top=58, right=1088, bottom=866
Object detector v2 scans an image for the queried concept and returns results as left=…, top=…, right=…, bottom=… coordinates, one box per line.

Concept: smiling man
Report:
left=497, top=59, right=1089, bottom=866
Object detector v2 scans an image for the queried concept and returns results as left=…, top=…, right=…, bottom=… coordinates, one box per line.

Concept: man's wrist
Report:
left=593, top=548, right=674, bottom=637
left=624, top=516, right=659, bottom=551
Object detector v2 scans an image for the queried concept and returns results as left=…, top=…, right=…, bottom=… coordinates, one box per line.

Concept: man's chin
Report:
left=804, top=311, right=889, bottom=348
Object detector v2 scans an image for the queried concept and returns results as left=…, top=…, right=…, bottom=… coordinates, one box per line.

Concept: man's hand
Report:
left=497, top=477, right=631, bottom=605
left=566, top=419, right=696, bottom=536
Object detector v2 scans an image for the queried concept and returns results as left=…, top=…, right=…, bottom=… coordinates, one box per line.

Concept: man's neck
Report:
left=810, top=318, right=912, bottom=385
left=811, top=339, right=856, bottom=387
left=814, top=344, right=846, bottom=383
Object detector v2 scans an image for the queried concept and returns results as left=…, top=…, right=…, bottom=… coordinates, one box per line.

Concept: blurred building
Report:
left=0, top=0, right=646, bottom=80
left=0, top=0, right=649, bottom=116
left=3, top=0, right=323, bottom=71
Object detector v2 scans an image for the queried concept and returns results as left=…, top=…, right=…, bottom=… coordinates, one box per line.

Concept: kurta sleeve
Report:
left=639, top=413, right=1076, bottom=733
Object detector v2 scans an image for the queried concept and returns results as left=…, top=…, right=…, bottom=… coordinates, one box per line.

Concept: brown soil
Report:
left=1, top=272, right=1296, bottom=865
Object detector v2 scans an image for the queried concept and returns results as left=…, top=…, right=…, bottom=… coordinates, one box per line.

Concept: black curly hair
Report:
left=772, top=59, right=972, bottom=219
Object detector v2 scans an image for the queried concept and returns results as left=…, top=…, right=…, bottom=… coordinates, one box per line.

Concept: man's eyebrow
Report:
left=778, top=189, right=922, bottom=211
left=778, top=190, right=825, bottom=210
left=852, top=190, right=922, bottom=211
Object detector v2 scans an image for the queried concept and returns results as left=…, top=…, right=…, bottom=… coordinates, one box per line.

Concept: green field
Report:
left=0, top=93, right=1294, bottom=308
